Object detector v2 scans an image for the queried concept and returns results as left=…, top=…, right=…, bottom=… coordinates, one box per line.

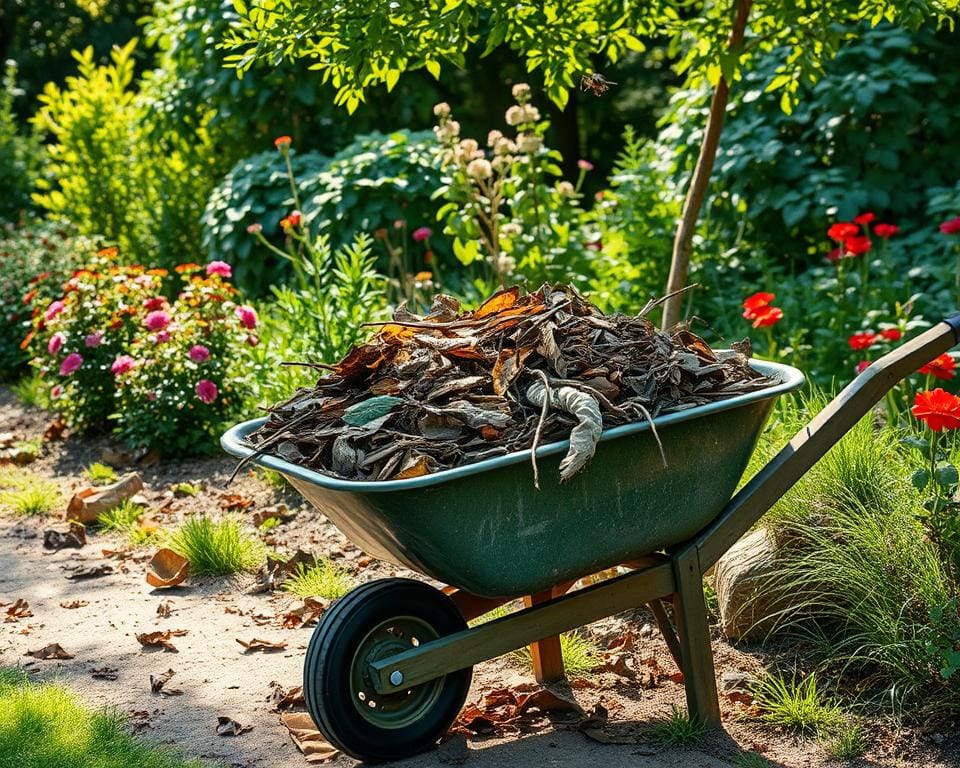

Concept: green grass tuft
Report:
left=283, top=559, right=352, bottom=599
left=734, top=752, right=770, bottom=768
left=10, top=374, right=49, bottom=408
left=166, top=516, right=266, bottom=576
left=0, top=468, right=60, bottom=516
left=172, top=482, right=201, bottom=497
left=0, top=667, right=204, bottom=768
left=750, top=673, right=843, bottom=735
left=825, top=721, right=869, bottom=760
left=84, top=462, right=118, bottom=486
left=648, top=706, right=707, bottom=746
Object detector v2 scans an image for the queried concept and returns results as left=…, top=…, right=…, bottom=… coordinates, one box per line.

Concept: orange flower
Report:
left=98, top=246, right=119, bottom=258
left=280, top=210, right=303, bottom=231
left=919, top=353, right=956, bottom=380
left=750, top=306, right=783, bottom=328
left=274, top=135, right=292, bottom=150
left=175, top=263, right=202, bottom=274
left=913, top=388, right=960, bottom=432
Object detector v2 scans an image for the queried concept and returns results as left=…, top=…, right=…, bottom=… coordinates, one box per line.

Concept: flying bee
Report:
left=580, top=72, right=617, bottom=96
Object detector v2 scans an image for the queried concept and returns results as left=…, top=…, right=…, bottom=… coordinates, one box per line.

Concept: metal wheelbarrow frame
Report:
left=221, top=317, right=960, bottom=762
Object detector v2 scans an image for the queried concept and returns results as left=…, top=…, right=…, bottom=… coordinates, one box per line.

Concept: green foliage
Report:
left=0, top=667, right=205, bottom=768
left=648, top=706, right=707, bottom=746
left=283, top=560, right=352, bottom=599
left=0, top=467, right=60, bottom=516
left=514, top=631, right=601, bottom=678
left=31, top=40, right=215, bottom=268
left=166, top=516, right=265, bottom=576
left=825, top=722, right=869, bottom=760
left=924, top=597, right=960, bottom=682
left=84, top=462, right=118, bottom=486
left=734, top=752, right=770, bottom=768
left=96, top=499, right=144, bottom=533
left=0, top=61, right=40, bottom=223
left=0, top=222, right=84, bottom=377
left=750, top=673, right=844, bottom=735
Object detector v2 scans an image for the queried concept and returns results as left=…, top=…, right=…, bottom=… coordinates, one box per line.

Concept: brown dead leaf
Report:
left=219, top=493, right=254, bottom=512
left=150, top=668, right=183, bottom=696
left=65, top=564, right=114, bottom=580
left=5, top=598, right=32, bottom=622
left=390, top=454, right=432, bottom=480
left=236, top=637, right=287, bottom=653
left=91, top=666, right=118, bottom=680
left=216, top=716, right=252, bottom=737
left=146, top=548, right=189, bottom=588
left=491, top=347, right=533, bottom=396
left=136, top=629, right=188, bottom=653
left=474, top=286, right=520, bottom=319
left=267, top=681, right=305, bottom=711
left=281, top=711, right=339, bottom=762
left=60, top=600, right=88, bottom=609
left=280, top=597, right=327, bottom=629
left=66, top=473, right=143, bottom=525
left=26, top=643, right=74, bottom=660
left=594, top=651, right=636, bottom=679
left=43, top=416, right=68, bottom=442
left=156, top=600, right=173, bottom=618
left=514, top=687, right=584, bottom=716
left=43, top=522, right=86, bottom=551
left=725, top=691, right=754, bottom=706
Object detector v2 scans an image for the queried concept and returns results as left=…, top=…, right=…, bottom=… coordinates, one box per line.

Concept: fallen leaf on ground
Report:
left=219, top=493, right=254, bottom=512
left=136, top=629, right=188, bottom=653
left=43, top=522, right=86, bottom=550
left=26, top=643, right=74, bottom=660
left=453, top=685, right=583, bottom=735
left=280, top=712, right=339, bottom=762
left=216, top=716, right=252, bottom=737
left=91, top=666, right=119, bottom=680
left=267, top=681, right=305, bottom=711
left=60, top=600, right=88, bottom=609
left=66, top=473, right=143, bottom=525
left=594, top=651, right=636, bottom=679
left=251, top=504, right=296, bottom=527
left=247, top=550, right=317, bottom=594
left=150, top=668, right=183, bottom=696
left=5, top=599, right=32, bottom=621
left=280, top=597, right=327, bottom=629
left=236, top=637, right=287, bottom=653
left=65, top=564, right=114, bottom=580
left=145, top=548, right=189, bottom=588
left=156, top=600, right=173, bottom=618
left=43, top=416, right=68, bottom=441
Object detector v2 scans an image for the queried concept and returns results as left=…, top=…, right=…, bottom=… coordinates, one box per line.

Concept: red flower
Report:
left=855, top=360, right=871, bottom=375
left=827, top=248, right=843, bottom=262
left=854, top=212, right=875, bottom=225
left=750, top=306, right=783, bottom=328
left=274, top=135, right=292, bottom=150
left=280, top=210, right=302, bottom=231
left=411, top=227, right=432, bottom=242
left=848, top=332, right=877, bottom=351
left=874, top=223, right=899, bottom=238
left=912, top=388, right=960, bottom=432
left=742, top=292, right=774, bottom=316
left=878, top=328, right=902, bottom=341
left=940, top=217, right=960, bottom=235
left=919, top=353, right=956, bottom=380
left=828, top=223, right=859, bottom=241
left=844, top=235, right=872, bottom=256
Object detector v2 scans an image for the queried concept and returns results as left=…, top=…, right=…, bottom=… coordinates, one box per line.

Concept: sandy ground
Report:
left=1, top=387, right=959, bottom=768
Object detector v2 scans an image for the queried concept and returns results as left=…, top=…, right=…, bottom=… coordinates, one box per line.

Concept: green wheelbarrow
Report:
left=221, top=317, right=960, bottom=762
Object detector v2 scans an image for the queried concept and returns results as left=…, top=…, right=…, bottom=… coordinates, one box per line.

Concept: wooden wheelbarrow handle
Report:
left=694, top=315, right=960, bottom=571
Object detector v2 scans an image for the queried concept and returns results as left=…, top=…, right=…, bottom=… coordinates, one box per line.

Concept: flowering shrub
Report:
left=27, top=251, right=251, bottom=453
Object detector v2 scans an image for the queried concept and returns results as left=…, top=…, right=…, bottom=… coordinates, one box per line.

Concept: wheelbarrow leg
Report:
left=672, top=547, right=721, bottom=726
left=524, top=585, right=568, bottom=683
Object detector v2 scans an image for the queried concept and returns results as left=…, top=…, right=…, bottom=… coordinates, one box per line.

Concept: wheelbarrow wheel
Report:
left=304, top=578, right=472, bottom=762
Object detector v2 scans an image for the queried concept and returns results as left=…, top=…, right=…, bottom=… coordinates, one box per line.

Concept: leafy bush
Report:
left=0, top=61, right=40, bottom=223
left=0, top=222, right=85, bottom=378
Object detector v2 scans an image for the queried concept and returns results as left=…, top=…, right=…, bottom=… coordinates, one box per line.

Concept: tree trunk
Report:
left=661, top=0, right=753, bottom=330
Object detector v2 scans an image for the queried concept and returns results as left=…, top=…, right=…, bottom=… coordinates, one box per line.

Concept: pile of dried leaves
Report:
left=245, top=284, right=771, bottom=485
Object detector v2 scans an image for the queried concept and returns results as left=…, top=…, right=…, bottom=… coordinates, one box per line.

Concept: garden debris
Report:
left=145, top=548, right=189, bottom=588
left=136, top=629, right=188, bottom=653
left=26, top=643, right=74, bottom=660
left=454, top=685, right=584, bottom=736
left=267, top=681, right=305, bottom=711
left=216, top=716, right=252, bottom=737
left=0, top=434, right=40, bottom=464
left=4, top=599, right=32, bottom=621
left=246, top=284, right=770, bottom=485
left=280, top=712, right=339, bottom=763
left=236, top=637, right=287, bottom=653
left=43, top=522, right=86, bottom=550
left=91, top=666, right=119, bottom=680
left=280, top=597, right=327, bottom=629
left=43, top=417, right=68, bottom=442
left=65, top=473, right=143, bottom=524
left=60, top=600, right=88, bottom=609
left=156, top=600, right=174, bottom=618
left=219, top=492, right=254, bottom=512
left=65, top=564, right=114, bottom=580
left=247, top=550, right=317, bottom=594
left=252, top=504, right=296, bottom=527
left=150, top=668, right=183, bottom=696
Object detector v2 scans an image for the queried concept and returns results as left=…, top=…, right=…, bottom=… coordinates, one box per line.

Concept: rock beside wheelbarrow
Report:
left=714, top=528, right=786, bottom=641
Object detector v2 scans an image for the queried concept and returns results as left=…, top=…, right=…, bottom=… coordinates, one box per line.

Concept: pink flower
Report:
left=411, top=227, right=432, bottom=242
left=855, top=360, right=871, bottom=375
left=144, top=297, right=166, bottom=312
left=235, top=305, right=258, bottom=330
left=246, top=335, right=259, bottom=347
left=44, top=300, right=65, bottom=322
left=941, top=217, right=960, bottom=235
left=146, top=391, right=158, bottom=402
left=189, top=344, right=210, bottom=362
left=111, top=355, right=136, bottom=376
left=48, top=333, right=65, bottom=355
left=59, top=352, right=83, bottom=376
left=577, top=159, right=594, bottom=171
left=206, top=261, right=232, bottom=278
left=585, top=240, right=602, bottom=251
left=196, top=379, right=218, bottom=404
left=51, top=385, right=63, bottom=399
left=84, top=331, right=104, bottom=348
left=144, top=310, right=171, bottom=331
left=156, top=330, right=171, bottom=344
left=247, top=222, right=263, bottom=234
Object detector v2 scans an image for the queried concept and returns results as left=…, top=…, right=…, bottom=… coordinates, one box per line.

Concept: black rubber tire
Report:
left=303, top=578, right=472, bottom=762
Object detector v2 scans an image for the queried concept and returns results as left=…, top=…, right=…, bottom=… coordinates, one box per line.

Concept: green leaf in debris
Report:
left=911, top=468, right=931, bottom=492
left=342, top=395, right=404, bottom=426
left=935, top=463, right=959, bottom=487
left=900, top=436, right=930, bottom=454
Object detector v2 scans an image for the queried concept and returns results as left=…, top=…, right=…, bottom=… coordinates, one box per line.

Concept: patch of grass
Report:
left=258, top=516, right=282, bottom=532
left=283, top=559, right=352, bottom=599
left=750, top=673, right=843, bottom=735
left=172, top=481, right=201, bottom=497
left=258, top=468, right=288, bottom=490
left=97, top=500, right=144, bottom=532
left=10, top=374, right=48, bottom=408
left=84, top=462, right=118, bottom=486
left=0, top=468, right=60, bottom=516
left=0, top=667, right=205, bottom=768
left=648, top=706, right=707, bottom=746
left=12, top=438, right=42, bottom=462
left=734, top=752, right=770, bottom=768
left=825, top=721, right=869, bottom=760
left=166, top=516, right=266, bottom=576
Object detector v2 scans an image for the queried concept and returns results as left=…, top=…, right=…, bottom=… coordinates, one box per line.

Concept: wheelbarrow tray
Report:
left=222, top=359, right=803, bottom=598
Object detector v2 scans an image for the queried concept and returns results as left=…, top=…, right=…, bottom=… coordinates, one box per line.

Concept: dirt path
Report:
left=1, top=388, right=957, bottom=768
